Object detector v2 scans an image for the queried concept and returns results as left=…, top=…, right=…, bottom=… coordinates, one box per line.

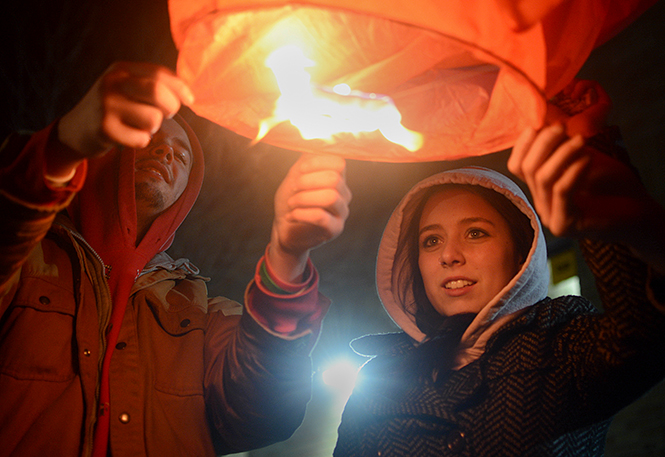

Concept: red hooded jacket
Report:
left=0, top=116, right=329, bottom=456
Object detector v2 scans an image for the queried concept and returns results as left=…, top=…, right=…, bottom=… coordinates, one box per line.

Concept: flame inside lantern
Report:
left=256, top=45, right=424, bottom=152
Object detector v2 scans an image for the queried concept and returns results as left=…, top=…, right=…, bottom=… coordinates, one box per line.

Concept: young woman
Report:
left=333, top=82, right=665, bottom=456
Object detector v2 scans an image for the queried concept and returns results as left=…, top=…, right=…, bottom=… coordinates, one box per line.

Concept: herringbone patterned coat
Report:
left=335, top=240, right=665, bottom=457
left=335, top=164, right=665, bottom=457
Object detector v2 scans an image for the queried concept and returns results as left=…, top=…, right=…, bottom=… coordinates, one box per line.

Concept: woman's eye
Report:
left=467, top=229, right=487, bottom=239
left=422, top=235, right=440, bottom=248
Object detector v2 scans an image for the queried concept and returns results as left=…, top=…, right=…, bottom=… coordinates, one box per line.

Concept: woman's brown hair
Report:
left=393, top=184, right=534, bottom=338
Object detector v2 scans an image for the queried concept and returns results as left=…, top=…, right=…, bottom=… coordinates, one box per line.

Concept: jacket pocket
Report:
left=150, top=317, right=206, bottom=397
left=0, top=276, right=77, bottom=382
left=145, top=287, right=207, bottom=396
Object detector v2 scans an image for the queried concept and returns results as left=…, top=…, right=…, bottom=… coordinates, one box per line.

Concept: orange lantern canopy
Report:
left=169, top=0, right=655, bottom=162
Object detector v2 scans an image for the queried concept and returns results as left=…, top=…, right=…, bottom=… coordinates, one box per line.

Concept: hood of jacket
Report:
left=64, top=113, right=205, bottom=455
left=66, top=113, right=204, bottom=282
left=376, top=166, right=549, bottom=367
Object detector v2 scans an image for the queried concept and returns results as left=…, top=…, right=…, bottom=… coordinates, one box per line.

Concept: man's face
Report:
left=134, top=118, right=193, bottom=218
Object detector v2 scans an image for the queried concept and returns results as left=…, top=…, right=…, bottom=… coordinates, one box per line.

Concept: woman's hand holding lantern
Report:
left=508, top=79, right=665, bottom=276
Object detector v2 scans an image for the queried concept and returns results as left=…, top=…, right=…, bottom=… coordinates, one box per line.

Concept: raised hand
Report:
left=508, top=123, right=651, bottom=241
left=508, top=81, right=665, bottom=275
left=269, top=154, right=352, bottom=283
left=49, top=62, right=194, bottom=179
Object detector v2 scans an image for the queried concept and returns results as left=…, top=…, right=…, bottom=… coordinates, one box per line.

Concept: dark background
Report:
left=2, top=1, right=665, bottom=455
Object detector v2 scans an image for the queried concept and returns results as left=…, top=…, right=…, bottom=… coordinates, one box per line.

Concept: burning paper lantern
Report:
left=169, top=0, right=655, bottom=162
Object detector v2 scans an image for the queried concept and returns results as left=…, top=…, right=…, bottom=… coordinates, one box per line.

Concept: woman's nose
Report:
left=439, top=242, right=464, bottom=267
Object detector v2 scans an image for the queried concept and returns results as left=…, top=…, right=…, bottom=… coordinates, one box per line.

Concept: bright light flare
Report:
left=333, top=83, right=351, bottom=96
left=257, top=45, right=423, bottom=151
left=322, top=359, right=359, bottom=396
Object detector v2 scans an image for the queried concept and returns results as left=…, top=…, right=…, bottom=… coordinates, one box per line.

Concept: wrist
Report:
left=259, top=247, right=313, bottom=295
left=266, top=237, right=309, bottom=284
left=46, top=119, right=86, bottom=182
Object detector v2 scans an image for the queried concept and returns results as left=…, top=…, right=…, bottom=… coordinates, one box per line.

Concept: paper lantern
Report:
left=169, top=0, right=655, bottom=162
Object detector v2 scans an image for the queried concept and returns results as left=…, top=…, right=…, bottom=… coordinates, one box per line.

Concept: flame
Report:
left=256, top=45, right=423, bottom=152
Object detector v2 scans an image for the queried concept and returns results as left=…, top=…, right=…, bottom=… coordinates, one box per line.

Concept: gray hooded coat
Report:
left=334, top=167, right=665, bottom=457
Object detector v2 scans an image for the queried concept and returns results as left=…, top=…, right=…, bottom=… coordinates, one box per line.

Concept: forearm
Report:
left=547, top=239, right=665, bottom=425
left=46, top=118, right=87, bottom=181
left=583, top=125, right=665, bottom=275
left=246, top=248, right=330, bottom=340
left=205, top=312, right=313, bottom=453
left=0, top=127, right=85, bottom=291
left=578, top=238, right=665, bottom=382
left=203, top=251, right=331, bottom=451
left=624, top=199, right=665, bottom=278
left=0, top=125, right=85, bottom=206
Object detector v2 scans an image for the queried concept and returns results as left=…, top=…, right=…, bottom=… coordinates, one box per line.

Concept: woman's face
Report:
left=418, top=187, right=522, bottom=316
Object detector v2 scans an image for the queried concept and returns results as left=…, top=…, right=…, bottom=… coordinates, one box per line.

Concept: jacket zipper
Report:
left=62, top=226, right=113, bottom=457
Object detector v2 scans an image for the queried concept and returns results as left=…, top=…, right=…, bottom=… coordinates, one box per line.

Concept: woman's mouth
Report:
left=443, top=279, right=475, bottom=290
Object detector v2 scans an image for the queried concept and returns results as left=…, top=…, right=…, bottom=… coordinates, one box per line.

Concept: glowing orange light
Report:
left=256, top=45, right=423, bottom=152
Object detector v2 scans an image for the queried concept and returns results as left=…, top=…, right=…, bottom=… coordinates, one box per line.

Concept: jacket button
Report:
left=116, top=342, right=127, bottom=350
left=39, top=296, right=50, bottom=305
left=180, top=319, right=191, bottom=328
left=447, top=430, right=466, bottom=453
left=119, top=413, right=130, bottom=424
left=83, top=349, right=91, bottom=357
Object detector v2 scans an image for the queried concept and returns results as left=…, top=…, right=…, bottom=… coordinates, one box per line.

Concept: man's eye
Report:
left=175, top=151, right=188, bottom=164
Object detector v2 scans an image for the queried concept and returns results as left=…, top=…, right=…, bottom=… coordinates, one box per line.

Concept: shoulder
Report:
left=484, top=296, right=599, bottom=362
left=504, top=296, right=598, bottom=333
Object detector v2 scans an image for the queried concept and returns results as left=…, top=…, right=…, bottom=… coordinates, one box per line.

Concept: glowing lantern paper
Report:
left=169, top=0, right=656, bottom=162
left=257, top=45, right=423, bottom=152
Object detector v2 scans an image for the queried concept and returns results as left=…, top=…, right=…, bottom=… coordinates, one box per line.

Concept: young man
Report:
left=0, top=61, right=352, bottom=456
